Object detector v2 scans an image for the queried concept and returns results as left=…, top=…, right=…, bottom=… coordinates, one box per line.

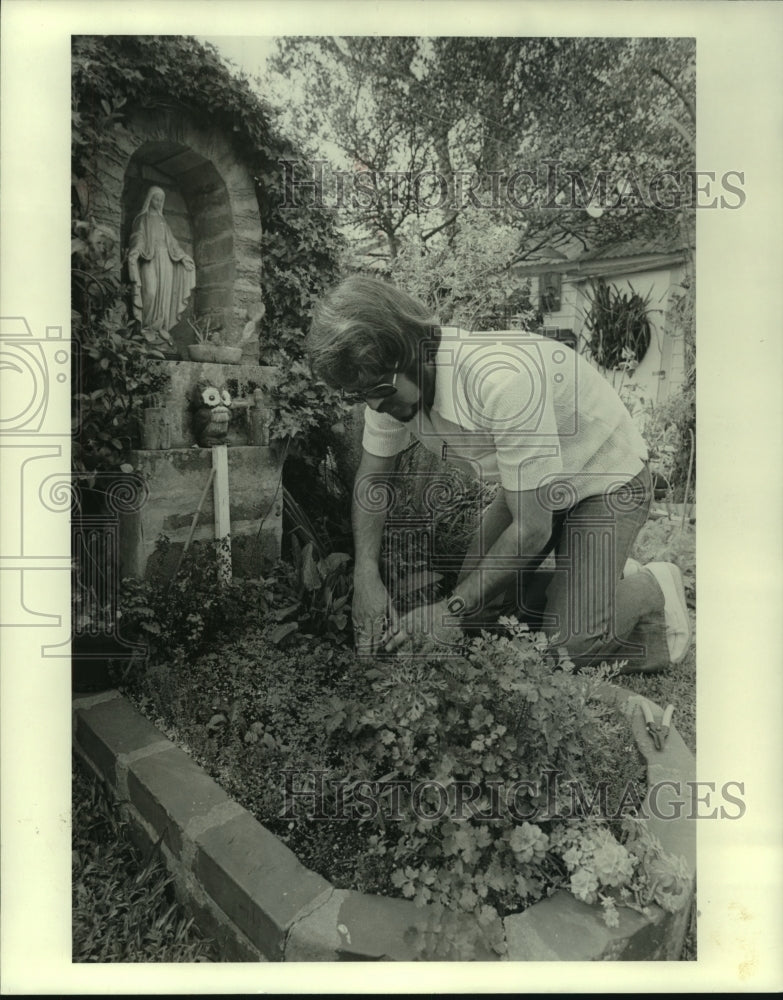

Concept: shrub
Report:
left=317, top=624, right=689, bottom=958
left=117, top=537, right=272, bottom=664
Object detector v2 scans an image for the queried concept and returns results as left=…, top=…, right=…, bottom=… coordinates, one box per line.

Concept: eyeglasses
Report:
left=341, top=370, right=398, bottom=404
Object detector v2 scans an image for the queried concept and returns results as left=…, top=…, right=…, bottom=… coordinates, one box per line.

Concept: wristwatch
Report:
left=445, top=594, right=467, bottom=617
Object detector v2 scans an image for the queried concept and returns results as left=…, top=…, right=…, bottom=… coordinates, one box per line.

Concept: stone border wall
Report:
left=72, top=688, right=695, bottom=962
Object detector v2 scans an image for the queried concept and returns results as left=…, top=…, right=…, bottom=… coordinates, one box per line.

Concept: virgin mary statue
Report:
left=128, top=186, right=196, bottom=333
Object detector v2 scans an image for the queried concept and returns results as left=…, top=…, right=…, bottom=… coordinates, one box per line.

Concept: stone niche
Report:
left=90, top=105, right=266, bottom=360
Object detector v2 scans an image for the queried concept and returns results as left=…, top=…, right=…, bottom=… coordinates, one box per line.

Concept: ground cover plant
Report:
left=118, top=503, right=695, bottom=960
left=72, top=757, right=218, bottom=962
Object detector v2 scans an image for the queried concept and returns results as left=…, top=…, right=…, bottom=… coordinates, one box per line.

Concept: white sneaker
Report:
left=644, top=562, right=691, bottom=663
left=623, top=558, right=642, bottom=578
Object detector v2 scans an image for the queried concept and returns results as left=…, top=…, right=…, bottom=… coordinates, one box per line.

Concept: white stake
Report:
left=212, top=444, right=231, bottom=585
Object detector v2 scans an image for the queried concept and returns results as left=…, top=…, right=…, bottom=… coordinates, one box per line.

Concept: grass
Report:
left=72, top=756, right=219, bottom=963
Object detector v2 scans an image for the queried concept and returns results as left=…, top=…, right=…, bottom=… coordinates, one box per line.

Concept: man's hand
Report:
left=352, top=569, right=397, bottom=658
left=379, top=599, right=464, bottom=654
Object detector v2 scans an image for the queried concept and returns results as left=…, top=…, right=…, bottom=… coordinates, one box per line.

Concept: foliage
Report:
left=320, top=625, right=688, bottom=959
left=621, top=383, right=694, bottom=499
left=269, top=37, right=695, bottom=264
left=117, top=537, right=272, bottom=664
left=186, top=315, right=216, bottom=345
left=72, top=759, right=217, bottom=962
left=264, top=358, right=349, bottom=447
left=582, top=279, right=653, bottom=371
left=617, top=263, right=695, bottom=499
left=71, top=219, right=172, bottom=474
left=123, top=624, right=370, bottom=888
left=124, top=570, right=692, bottom=961
left=387, top=208, right=536, bottom=328
left=268, top=540, right=353, bottom=644
left=661, top=265, right=695, bottom=499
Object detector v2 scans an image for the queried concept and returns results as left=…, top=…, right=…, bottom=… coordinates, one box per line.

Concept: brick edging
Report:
left=72, top=686, right=695, bottom=961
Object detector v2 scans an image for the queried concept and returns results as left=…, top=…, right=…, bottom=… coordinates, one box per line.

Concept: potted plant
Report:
left=186, top=316, right=242, bottom=364
left=186, top=315, right=264, bottom=365
left=582, top=280, right=653, bottom=372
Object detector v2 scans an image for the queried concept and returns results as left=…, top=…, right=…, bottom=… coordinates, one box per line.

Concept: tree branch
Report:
left=421, top=212, right=460, bottom=243
left=650, top=66, right=695, bottom=123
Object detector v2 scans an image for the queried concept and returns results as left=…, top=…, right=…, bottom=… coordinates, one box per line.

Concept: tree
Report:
left=263, top=36, right=695, bottom=324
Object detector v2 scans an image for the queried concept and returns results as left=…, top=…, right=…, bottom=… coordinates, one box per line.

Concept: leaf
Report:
left=300, top=542, right=322, bottom=591
left=329, top=611, right=348, bottom=632
left=206, top=713, right=226, bottom=730
left=273, top=603, right=301, bottom=622
left=268, top=621, right=299, bottom=645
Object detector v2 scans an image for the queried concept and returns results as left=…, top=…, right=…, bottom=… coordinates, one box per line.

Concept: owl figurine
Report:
left=190, top=380, right=232, bottom=447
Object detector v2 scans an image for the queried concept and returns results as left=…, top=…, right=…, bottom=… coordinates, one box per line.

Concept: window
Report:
left=539, top=272, right=562, bottom=314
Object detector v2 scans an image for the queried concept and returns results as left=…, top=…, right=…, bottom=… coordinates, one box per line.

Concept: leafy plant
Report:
left=72, top=759, right=217, bottom=962
left=72, top=218, right=172, bottom=474
left=582, top=279, right=653, bottom=371
left=117, top=536, right=272, bottom=664
left=124, top=580, right=692, bottom=961
left=660, top=265, right=695, bottom=500
left=186, top=316, right=217, bottom=345
left=270, top=540, right=353, bottom=644
left=321, top=624, right=689, bottom=959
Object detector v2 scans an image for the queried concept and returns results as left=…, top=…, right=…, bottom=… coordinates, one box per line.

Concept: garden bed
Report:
left=73, top=676, right=695, bottom=961
left=123, top=625, right=651, bottom=901
left=95, top=492, right=697, bottom=961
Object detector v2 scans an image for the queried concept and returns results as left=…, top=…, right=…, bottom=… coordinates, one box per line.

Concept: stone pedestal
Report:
left=119, top=445, right=283, bottom=580
left=150, top=360, right=277, bottom=448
